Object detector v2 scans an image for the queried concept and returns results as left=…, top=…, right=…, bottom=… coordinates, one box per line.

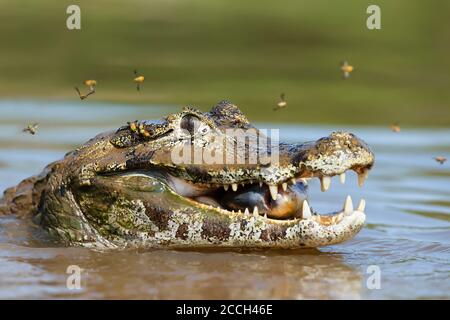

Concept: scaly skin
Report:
left=0, top=101, right=374, bottom=249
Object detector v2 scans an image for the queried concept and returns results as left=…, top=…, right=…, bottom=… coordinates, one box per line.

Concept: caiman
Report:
left=0, top=101, right=374, bottom=249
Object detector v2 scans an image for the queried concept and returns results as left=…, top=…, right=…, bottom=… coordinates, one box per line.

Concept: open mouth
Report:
left=165, top=165, right=371, bottom=226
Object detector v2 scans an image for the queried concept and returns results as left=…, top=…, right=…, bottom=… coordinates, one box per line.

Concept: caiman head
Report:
left=3, top=101, right=374, bottom=249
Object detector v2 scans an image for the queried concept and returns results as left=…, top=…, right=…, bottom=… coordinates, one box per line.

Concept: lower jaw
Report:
left=85, top=172, right=368, bottom=247
left=188, top=196, right=361, bottom=226
left=174, top=190, right=365, bottom=228
left=172, top=196, right=366, bottom=248
left=181, top=188, right=366, bottom=228
left=131, top=172, right=368, bottom=227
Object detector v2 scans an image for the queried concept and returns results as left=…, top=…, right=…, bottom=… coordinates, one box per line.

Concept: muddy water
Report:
left=0, top=101, right=449, bottom=299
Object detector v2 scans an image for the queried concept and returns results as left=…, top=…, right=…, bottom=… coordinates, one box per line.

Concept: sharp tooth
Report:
left=268, top=184, right=278, bottom=200
left=259, top=182, right=263, bottom=187
left=241, top=183, right=245, bottom=187
left=357, top=198, right=366, bottom=212
left=282, top=182, right=288, bottom=191
left=244, top=208, right=250, bottom=215
left=344, top=195, right=353, bottom=215
left=224, top=185, right=229, bottom=191
left=302, top=200, right=312, bottom=218
left=231, top=183, right=238, bottom=191
left=358, top=169, right=368, bottom=187
left=291, top=178, right=297, bottom=185
left=300, top=178, right=308, bottom=185
left=238, top=209, right=242, bottom=214
left=320, top=176, right=331, bottom=192
left=253, top=206, right=259, bottom=217
left=339, top=172, right=346, bottom=184
left=264, top=213, right=267, bottom=219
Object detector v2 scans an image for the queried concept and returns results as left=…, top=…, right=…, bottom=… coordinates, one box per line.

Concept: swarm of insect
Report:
left=273, top=93, right=287, bottom=111
left=75, top=79, right=97, bottom=100
left=133, top=70, right=145, bottom=91
left=22, top=123, right=39, bottom=135
left=340, top=61, right=354, bottom=79
left=434, top=156, right=447, bottom=165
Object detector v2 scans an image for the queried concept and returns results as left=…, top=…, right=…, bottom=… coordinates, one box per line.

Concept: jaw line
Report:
left=123, top=170, right=367, bottom=227
left=115, top=171, right=366, bottom=247
left=291, top=210, right=366, bottom=247
left=178, top=196, right=366, bottom=247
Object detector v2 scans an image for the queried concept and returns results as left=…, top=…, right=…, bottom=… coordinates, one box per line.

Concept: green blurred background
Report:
left=0, top=0, right=449, bottom=126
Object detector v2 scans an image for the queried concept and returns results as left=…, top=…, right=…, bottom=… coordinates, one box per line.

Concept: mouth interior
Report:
left=165, top=166, right=370, bottom=225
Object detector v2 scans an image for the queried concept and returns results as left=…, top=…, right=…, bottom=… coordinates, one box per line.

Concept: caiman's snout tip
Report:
left=328, top=130, right=374, bottom=167
left=297, top=131, right=374, bottom=180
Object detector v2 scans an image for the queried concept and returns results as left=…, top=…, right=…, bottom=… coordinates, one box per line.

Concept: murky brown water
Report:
left=0, top=101, right=449, bottom=299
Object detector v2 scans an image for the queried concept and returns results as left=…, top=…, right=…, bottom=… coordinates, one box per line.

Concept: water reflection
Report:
left=0, top=214, right=363, bottom=299
left=1, top=239, right=363, bottom=299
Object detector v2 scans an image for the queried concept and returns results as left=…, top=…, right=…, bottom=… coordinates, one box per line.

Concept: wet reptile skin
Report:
left=0, top=101, right=374, bottom=249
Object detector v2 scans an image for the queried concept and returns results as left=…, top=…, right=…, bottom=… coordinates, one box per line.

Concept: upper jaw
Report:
left=152, top=130, right=374, bottom=223
left=167, top=130, right=374, bottom=196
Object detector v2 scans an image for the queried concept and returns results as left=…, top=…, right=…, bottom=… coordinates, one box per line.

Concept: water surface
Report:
left=0, top=101, right=449, bottom=299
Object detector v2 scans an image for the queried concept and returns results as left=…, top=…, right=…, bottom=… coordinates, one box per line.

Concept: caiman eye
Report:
left=180, top=115, right=198, bottom=135
left=180, top=115, right=209, bottom=136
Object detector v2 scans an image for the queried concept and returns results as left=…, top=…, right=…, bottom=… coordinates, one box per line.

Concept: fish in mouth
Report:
left=0, top=101, right=374, bottom=249
left=169, top=169, right=367, bottom=224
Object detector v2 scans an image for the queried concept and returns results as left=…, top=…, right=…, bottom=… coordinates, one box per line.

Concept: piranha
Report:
left=0, top=101, right=374, bottom=249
